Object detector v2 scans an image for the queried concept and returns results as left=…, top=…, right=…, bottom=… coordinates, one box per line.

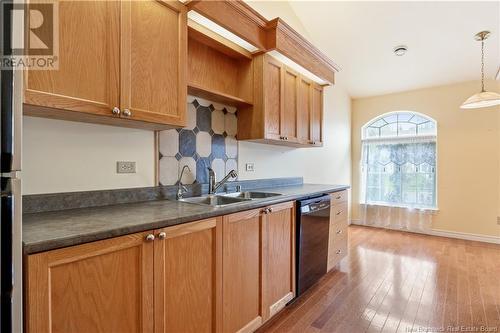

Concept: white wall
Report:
left=238, top=85, right=351, bottom=187
left=23, top=117, right=155, bottom=194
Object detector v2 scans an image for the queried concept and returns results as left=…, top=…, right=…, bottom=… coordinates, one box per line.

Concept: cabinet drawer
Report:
left=331, top=202, right=348, bottom=223
left=332, top=219, right=348, bottom=242
left=330, top=190, right=347, bottom=205
left=327, top=234, right=347, bottom=270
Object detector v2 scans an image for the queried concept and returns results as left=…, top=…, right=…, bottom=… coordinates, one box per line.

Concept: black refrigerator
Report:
left=1, top=4, right=23, bottom=332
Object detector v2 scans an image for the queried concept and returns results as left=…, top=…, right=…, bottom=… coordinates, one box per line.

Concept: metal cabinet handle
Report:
left=112, top=107, right=121, bottom=115
left=268, top=207, right=273, bottom=213
left=145, top=234, right=155, bottom=242
left=122, top=109, right=132, bottom=117
left=336, top=210, right=343, bottom=216
left=336, top=229, right=343, bottom=234
left=336, top=249, right=342, bottom=255
left=158, top=232, right=167, bottom=240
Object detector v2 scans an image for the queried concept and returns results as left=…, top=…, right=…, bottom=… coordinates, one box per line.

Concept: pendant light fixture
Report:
left=460, top=31, right=500, bottom=109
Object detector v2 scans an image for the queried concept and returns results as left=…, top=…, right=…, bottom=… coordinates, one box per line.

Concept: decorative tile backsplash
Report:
left=159, top=97, right=238, bottom=186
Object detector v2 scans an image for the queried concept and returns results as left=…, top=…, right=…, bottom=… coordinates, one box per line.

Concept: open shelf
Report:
left=188, top=83, right=253, bottom=108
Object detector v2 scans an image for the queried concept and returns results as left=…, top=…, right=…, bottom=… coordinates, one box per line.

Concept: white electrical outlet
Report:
left=245, top=163, right=255, bottom=172
left=117, top=161, right=136, bottom=174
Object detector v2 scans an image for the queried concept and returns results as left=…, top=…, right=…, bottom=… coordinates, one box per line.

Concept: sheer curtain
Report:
left=359, top=135, right=436, bottom=233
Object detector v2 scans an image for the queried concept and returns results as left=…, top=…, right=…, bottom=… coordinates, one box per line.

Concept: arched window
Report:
left=361, top=112, right=437, bottom=208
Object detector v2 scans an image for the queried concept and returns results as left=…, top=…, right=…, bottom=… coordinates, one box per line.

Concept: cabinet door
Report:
left=24, top=1, right=120, bottom=118
left=297, top=77, right=312, bottom=144
left=154, top=218, right=222, bottom=333
left=263, top=55, right=284, bottom=141
left=26, top=232, right=154, bottom=333
left=222, top=209, right=264, bottom=333
left=311, top=83, right=324, bottom=145
left=120, top=0, right=187, bottom=126
left=282, top=67, right=299, bottom=142
left=262, top=201, right=296, bottom=321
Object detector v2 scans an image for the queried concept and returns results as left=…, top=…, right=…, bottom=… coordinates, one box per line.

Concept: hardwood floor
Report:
left=258, top=225, right=500, bottom=333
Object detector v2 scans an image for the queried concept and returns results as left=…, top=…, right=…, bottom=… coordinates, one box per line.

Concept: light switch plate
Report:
left=245, top=163, right=254, bottom=172
left=117, top=161, right=136, bottom=174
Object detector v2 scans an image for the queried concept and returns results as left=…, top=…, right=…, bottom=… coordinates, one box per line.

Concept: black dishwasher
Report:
left=296, top=194, right=331, bottom=297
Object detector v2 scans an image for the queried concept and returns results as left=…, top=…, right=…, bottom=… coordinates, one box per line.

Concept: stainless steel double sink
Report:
left=178, top=191, right=282, bottom=208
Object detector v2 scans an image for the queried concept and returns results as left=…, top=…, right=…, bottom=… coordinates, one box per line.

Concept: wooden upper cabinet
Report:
left=24, top=1, right=120, bottom=118
left=311, top=83, right=324, bottom=145
left=26, top=232, right=154, bottom=333
left=222, top=209, right=264, bottom=333
left=263, top=56, right=283, bottom=140
left=238, top=54, right=324, bottom=147
left=262, top=201, right=296, bottom=321
left=282, top=67, right=299, bottom=143
left=297, top=77, right=312, bottom=144
left=154, top=218, right=221, bottom=333
left=24, top=0, right=187, bottom=130
left=121, top=0, right=186, bottom=127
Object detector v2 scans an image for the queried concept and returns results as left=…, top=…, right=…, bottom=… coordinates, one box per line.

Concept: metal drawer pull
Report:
left=158, top=232, right=167, bottom=240
left=112, top=107, right=121, bottom=115
left=336, top=249, right=342, bottom=255
left=336, top=229, right=343, bottom=234
left=122, top=109, right=132, bottom=117
left=145, top=234, right=155, bottom=242
left=336, top=210, right=343, bottom=216
left=335, top=195, right=342, bottom=200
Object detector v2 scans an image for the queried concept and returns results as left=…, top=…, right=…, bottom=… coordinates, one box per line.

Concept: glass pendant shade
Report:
left=460, top=31, right=500, bottom=110
left=460, top=91, right=500, bottom=109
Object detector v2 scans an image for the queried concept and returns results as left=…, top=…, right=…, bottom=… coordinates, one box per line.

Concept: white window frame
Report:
left=360, top=111, right=438, bottom=210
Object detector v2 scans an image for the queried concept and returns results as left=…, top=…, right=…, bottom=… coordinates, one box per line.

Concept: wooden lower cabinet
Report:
left=25, top=218, right=221, bottom=333
left=262, top=201, right=296, bottom=321
left=26, top=203, right=296, bottom=333
left=25, top=231, right=155, bottom=333
left=154, top=218, right=221, bottom=333
left=222, top=208, right=264, bottom=333
left=327, top=190, right=349, bottom=271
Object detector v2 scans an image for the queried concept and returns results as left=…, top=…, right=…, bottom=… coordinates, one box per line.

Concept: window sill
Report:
left=360, top=202, right=440, bottom=214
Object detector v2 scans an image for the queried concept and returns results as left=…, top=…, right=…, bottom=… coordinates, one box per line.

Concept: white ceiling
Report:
left=287, top=1, right=500, bottom=98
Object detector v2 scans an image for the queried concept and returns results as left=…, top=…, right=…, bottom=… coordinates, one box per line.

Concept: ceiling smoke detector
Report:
left=393, top=45, right=408, bottom=56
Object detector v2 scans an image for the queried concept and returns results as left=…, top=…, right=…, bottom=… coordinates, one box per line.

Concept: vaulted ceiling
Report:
left=285, top=1, right=500, bottom=98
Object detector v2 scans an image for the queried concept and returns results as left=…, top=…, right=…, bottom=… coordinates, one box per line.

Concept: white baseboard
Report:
left=350, top=219, right=500, bottom=244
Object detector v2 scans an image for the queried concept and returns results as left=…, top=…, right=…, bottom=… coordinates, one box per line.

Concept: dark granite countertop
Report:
left=23, top=184, right=349, bottom=254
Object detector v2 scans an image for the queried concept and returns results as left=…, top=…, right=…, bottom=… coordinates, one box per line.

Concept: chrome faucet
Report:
left=207, top=167, right=238, bottom=194
left=176, top=165, right=191, bottom=199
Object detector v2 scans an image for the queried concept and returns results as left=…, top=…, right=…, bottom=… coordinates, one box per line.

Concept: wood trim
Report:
left=215, top=218, right=223, bottom=333
left=269, top=292, right=294, bottom=318
left=187, top=0, right=268, bottom=51
left=188, top=19, right=252, bottom=59
left=187, top=83, right=253, bottom=108
left=267, top=18, right=338, bottom=85
left=235, top=316, right=263, bottom=333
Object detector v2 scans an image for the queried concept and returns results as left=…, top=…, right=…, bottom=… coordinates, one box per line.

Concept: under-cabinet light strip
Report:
left=187, top=10, right=259, bottom=53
